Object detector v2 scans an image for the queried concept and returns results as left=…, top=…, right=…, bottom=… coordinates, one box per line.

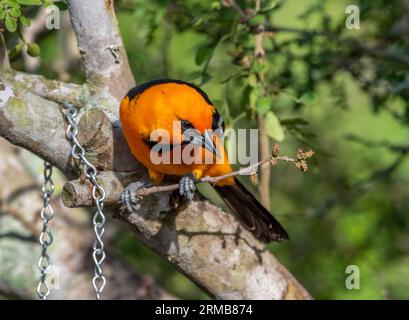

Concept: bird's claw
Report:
left=120, top=180, right=151, bottom=213
left=179, top=174, right=196, bottom=200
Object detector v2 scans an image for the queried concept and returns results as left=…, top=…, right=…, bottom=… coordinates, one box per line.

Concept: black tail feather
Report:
left=214, top=179, right=289, bottom=243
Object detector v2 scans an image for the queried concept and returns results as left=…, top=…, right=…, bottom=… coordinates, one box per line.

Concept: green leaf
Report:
left=259, top=0, right=281, bottom=14
left=199, top=73, right=212, bottom=86
left=5, top=14, right=17, bottom=32
left=187, top=72, right=211, bottom=86
left=42, top=0, right=55, bottom=7
left=195, top=45, right=213, bottom=65
left=17, top=0, right=41, bottom=5
left=54, top=1, right=68, bottom=10
left=241, top=85, right=252, bottom=108
left=251, top=60, right=265, bottom=73
left=247, top=73, right=258, bottom=88
left=211, top=1, right=221, bottom=10
left=248, top=87, right=258, bottom=110
left=27, top=42, right=40, bottom=57
left=5, top=1, right=20, bottom=9
left=0, top=10, right=6, bottom=20
left=264, top=112, right=285, bottom=141
left=7, top=7, right=21, bottom=18
left=297, top=92, right=317, bottom=106
left=237, top=33, right=253, bottom=47
left=19, top=14, right=30, bottom=26
left=187, top=71, right=203, bottom=81
left=191, top=16, right=203, bottom=28
left=256, top=97, right=271, bottom=115
left=8, top=43, right=24, bottom=61
left=248, top=14, right=264, bottom=27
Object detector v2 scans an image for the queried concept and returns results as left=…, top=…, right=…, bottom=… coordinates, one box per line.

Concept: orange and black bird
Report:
left=119, top=79, right=288, bottom=243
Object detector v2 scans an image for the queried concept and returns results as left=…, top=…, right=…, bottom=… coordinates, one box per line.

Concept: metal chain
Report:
left=62, top=103, right=107, bottom=300
left=36, top=161, right=55, bottom=300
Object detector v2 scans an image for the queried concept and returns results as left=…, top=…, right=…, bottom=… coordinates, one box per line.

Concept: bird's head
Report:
left=121, top=80, right=224, bottom=159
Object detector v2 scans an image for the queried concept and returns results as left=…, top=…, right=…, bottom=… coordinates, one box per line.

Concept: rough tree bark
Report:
left=0, top=0, right=311, bottom=299
left=67, top=0, right=135, bottom=99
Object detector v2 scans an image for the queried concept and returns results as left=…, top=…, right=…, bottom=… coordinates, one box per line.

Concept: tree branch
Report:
left=66, top=0, right=135, bottom=100
left=3, top=70, right=83, bottom=106
left=0, top=32, right=9, bottom=69
left=253, top=0, right=271, bottom=209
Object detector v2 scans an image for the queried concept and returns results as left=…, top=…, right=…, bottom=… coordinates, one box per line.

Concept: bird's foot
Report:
left=178, top=173, right=197, bottom=200
left=120, top=180, right=152, bottom=213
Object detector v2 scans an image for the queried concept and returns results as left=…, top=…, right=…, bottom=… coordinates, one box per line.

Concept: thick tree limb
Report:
left=0, top=0, right=312, bottom=299
left=4, top=70, right=83, bottom=106
left=0, top=78, right=73, bottom=175
left=67, top=0, right=135, bottom=100
left=2, top=69, right=119, bottom=111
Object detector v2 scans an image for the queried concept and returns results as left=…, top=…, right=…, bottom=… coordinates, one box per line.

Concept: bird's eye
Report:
left=180, top=120, right=193, bottom=131
left=212, top=111, right=224, bottom=132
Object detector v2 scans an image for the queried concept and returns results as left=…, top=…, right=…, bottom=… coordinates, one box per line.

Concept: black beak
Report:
left=187, top=130, right=221, bottom=158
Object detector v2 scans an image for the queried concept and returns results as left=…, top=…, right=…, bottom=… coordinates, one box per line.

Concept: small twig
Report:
left=0, top=32, right=9, bottom=69
left=253, top=0, right=269, bottom=207
left=132, top=144, right=313, bottom=197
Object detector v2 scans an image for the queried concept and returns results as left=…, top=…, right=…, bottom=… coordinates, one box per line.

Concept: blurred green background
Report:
left=5, top=0, right=409, bottom=299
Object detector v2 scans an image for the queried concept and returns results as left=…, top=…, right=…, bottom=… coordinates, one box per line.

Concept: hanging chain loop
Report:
left=36, top=161, right=55, bottom=300
left=62, top=103, right=107, bottom=300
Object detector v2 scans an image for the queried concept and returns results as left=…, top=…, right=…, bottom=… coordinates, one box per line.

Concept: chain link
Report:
left=36, top=161, right=55, bottom=300
left=63, top=103, right=107, bottom=300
